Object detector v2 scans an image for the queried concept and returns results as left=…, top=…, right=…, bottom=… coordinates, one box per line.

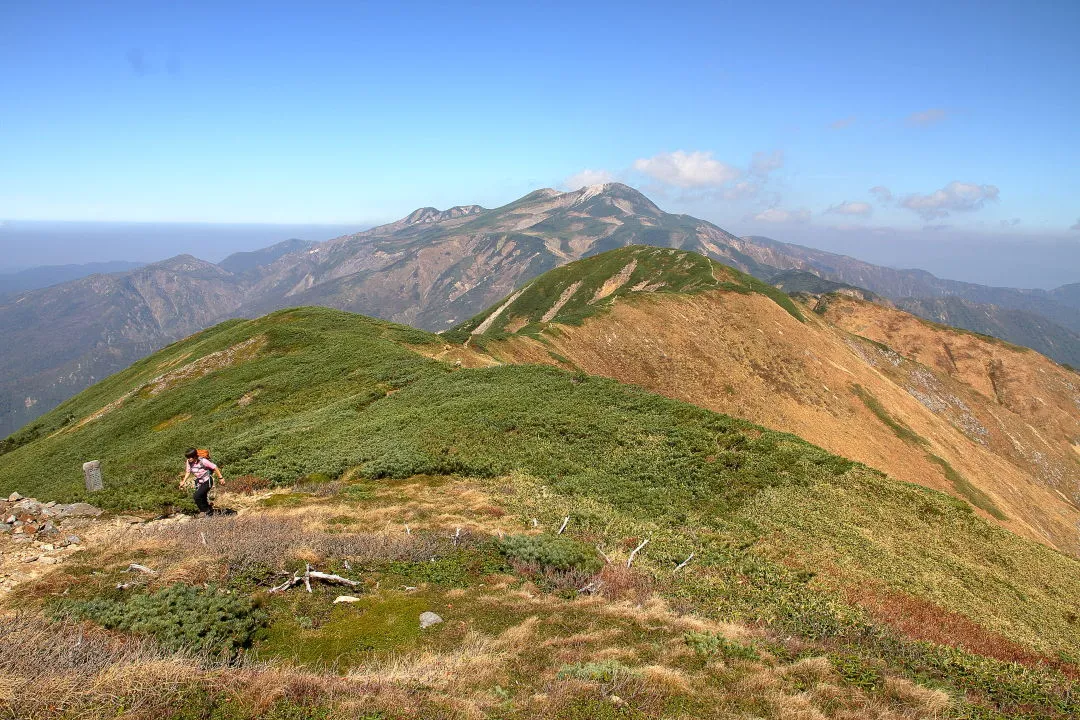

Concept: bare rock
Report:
left=333, top=595, right=361, bottom=604
left=419, top=611, right=443, bottom=629
left=7, top=492, right=22, bottom=502
left=65, top=535, right=81, bottom=545
left=57, top=503, right=102, bottom=518
left=13, top=499, right=42, bottom=514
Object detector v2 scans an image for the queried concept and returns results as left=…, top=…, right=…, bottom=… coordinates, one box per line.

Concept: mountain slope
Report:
left=462, top=247, right=1080, bottom=559
left=1, top=304, right=1078, bottom=720
left=0, top=256, right=245, bottom=437
left=218, top=238, right=315, bottom=276
left=3, top=183, right=1075, bottom=440
left=231, top=183, right=773, bottom=330
left=742, top=235, right=1080, bottom=335
left=894, top=295, right=1080, bottom=367
left=0, top=260, right=144, bottom=297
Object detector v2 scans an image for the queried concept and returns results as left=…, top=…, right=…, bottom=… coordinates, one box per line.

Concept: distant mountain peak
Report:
left=559, top=182, right=663, bottom=216
left=403, top=204, right=485, bottom=226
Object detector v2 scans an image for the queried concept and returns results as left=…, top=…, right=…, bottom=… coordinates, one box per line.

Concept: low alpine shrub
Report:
left=499, top=533, right=602, bottom=573
left=65, top=583, right=267, bottom=656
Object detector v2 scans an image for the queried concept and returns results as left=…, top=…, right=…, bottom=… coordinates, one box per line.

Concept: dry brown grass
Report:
left=127, top=513, right=458, bottom=581
left=0, top=613, right=222, bottom=719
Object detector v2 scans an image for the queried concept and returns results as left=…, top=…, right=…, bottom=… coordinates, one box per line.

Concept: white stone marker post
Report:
left=82, top=460, right=103, bottom=492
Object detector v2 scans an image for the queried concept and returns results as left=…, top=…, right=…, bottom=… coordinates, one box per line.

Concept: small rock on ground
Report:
left=419, top=611, right=443, bottom=629
left=333, top=595, right=361, bottom=604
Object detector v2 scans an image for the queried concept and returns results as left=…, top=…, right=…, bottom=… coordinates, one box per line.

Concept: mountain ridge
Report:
left=462, top=247, right=1080, bottom=558
left=2, top=183, right=1076, bottom=437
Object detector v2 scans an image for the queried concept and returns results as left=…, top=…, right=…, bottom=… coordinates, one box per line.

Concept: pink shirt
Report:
left=186, top=457, right=218, bottom=482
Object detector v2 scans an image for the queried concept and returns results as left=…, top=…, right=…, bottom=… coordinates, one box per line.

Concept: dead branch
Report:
left=308, top=570, right=359, bottom=587
left=626, top=538, right=649, bottom=568
left=126, top=563, right=156, bottom=575
left=674, top=553, right=695, bottom=572
left=557, top=516, right=570, bottom=534
left=596, top=545, right=612, bottom=564
left=268, top=565, right=360, bottom=594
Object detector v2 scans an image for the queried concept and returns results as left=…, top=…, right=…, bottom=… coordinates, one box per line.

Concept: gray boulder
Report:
left=419, top=611, right=443, bottom=629
left=57, top=503, right=102, bottom=518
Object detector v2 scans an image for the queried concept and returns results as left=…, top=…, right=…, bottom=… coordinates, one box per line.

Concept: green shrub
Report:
left=499, top=534, right=602, bottom=573
left=557, top=660, right=638, bottom=683
left=64, top=583, right=266, bottom=655
left=683, top=630, right=760, bottom=661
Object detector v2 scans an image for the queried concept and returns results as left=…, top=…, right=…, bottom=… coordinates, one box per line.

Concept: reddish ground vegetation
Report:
left=848, top=585, right=1079, bottom=678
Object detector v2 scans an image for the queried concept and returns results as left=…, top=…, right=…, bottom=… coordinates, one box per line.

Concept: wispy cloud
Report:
left=750, top=150, right=784, bottom=176
left=1071, top=219, right=1080, bottom=231
left=633, top=150, right=741, bottom=188
left=900, top=181, right=999, bottom=220
left=825, top=201, right=872, bottom=217
left=752, top=207, right=811, bottom=224
left=1000, top=218, right=1021, bottom=228
left=905, top=108, right=948, bottom=127
left=869, top=186, right=893, bottom=204
left=829, top=116, right=856, bottom=130
left=722, top=181, right=761, bottom=201
left=562, top=169, right=616, bottom=190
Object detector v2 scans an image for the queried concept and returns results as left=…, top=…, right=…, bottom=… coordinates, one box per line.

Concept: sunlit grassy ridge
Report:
left=3, top=304, right=1080, bottom=717
left=447, top=245, right=803, bottom=341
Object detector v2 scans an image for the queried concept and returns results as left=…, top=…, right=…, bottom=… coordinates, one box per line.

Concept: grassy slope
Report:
left=447, top=245, right=803, bottom=341
left=2, top=305, right=1079, bottom=663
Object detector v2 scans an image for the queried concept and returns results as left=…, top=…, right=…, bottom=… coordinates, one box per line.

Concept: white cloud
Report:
left=900, top=181, right=999, bottom=220
left=829, top=116, right=855, bottom=130
left=633, top=150, right=741, bottom=188
left=753, top=208, right=811, bottom=224
left=905, top=108, right=949, bottom=127
left=999, top=218, right=1020, bottom=228
left=825, top=201, right=872, bottom=217
left=869, top=186, right=893, bottom=204
left=1071, top=218, right=1080, bottom=231
left=562, top=169, right=616, bottom=190
left=750, top=150, right=784, bottom=176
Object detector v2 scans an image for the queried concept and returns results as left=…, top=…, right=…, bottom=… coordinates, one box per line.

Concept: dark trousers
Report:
left=193, top=480, right=213, bottom=514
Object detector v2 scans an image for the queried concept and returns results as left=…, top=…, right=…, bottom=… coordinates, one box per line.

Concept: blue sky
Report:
left=1, top=1, right=1078, bottom=285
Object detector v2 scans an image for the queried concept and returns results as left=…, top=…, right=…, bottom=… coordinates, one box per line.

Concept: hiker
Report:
left=180, top=447, right=224, bottom=516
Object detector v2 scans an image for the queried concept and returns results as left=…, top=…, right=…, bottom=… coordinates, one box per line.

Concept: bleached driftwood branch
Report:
left=268, top=565, right=360, bottom=594
left=557, top=516, right=570, bottom=534
left=674, top=553, right=695, bottom=572
left=596, top=545, right=612, bottom=564
left=626, top=538, right=649, bottom=568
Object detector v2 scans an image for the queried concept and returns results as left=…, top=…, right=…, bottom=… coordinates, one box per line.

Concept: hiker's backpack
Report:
left=191, top=449, right=214, bottom=487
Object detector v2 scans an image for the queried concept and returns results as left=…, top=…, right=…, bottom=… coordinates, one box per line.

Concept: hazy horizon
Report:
left=1, top=211, right=1076, bottom=291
